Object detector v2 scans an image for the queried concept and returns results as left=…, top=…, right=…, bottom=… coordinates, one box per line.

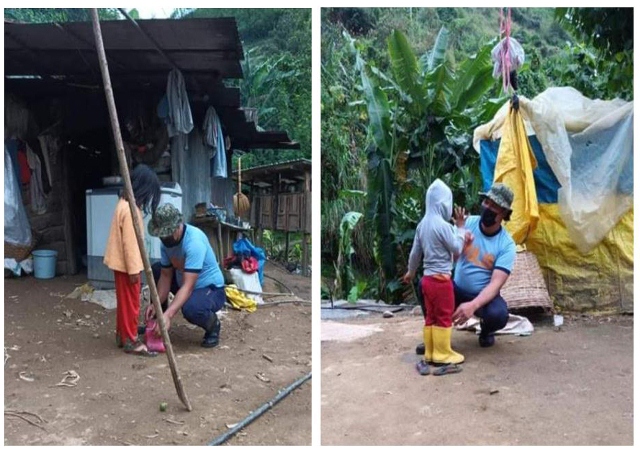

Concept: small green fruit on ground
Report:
left=159, top=402, right=168, bottom=412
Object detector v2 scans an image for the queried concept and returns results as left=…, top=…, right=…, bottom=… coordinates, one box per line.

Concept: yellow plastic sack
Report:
left=493, top=106, right=539, bottom=244
left=225, top=285, right=257, bottom=313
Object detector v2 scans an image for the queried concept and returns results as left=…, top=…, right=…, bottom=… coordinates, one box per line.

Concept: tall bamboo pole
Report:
left=90, top=9, right=192, bottom=411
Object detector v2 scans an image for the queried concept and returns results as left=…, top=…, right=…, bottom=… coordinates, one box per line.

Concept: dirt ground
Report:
left=4, top=261, right=311, bottom=446
left=321, top=311, right=633, bottom=446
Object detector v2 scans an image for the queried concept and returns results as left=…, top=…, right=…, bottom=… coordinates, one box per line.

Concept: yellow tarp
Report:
left=493, top=106, right=539, bottom=244
left=525, top=204, right=633, bottom=313
left=225, top=285, right=257, bottom=313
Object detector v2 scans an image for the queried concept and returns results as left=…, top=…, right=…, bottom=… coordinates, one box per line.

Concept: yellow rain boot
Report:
left=432, top=326, right=464, bottom=365
left=423, top=326, right=434, bottom=363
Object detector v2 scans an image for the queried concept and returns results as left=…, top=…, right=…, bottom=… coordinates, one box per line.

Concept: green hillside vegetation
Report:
left=175, top=9, right=312, bottom=169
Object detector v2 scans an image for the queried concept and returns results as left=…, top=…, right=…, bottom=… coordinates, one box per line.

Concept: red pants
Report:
left=114, top=271, right=141, bottom=347
left=421, top=275, right=454, bottom=328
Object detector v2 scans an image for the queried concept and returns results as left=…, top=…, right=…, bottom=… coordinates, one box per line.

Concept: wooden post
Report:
left=217, top=221, right=224, bottom=259
left=61, top=144, right=77, bottom=275
left=90, top=9, right=192, bottom=411
left=301, top=234, right=309, bottom=277
left=302, top=170, right=310, bottom=276
left=285, top=231, right=290, bottom=265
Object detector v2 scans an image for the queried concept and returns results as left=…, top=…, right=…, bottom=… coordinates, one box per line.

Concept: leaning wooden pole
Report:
left=89, top=9, right=192, bottom=411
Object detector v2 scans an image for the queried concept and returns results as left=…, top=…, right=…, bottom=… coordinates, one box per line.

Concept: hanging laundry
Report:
left=37, top=134, right=56, bottom=190
left=17, top=145, right=31, bottom=185
left=26, top=143, right=47, bottom=214
left=30, top=138, right=51, bottom=194
left=165, top=69, right=194, bottom=138
left=203, top=106, right=227, bottom=178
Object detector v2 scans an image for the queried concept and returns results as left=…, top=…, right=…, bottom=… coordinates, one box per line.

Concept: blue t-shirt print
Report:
left=161, top=224, right=225, bottom=289
left=453, top=216, right=516, bottom=296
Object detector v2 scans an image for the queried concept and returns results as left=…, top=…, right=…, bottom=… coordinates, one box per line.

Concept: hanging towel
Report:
left=165, top=69, right=194, bottom=138
left=203, top=106, right=227, bottom=178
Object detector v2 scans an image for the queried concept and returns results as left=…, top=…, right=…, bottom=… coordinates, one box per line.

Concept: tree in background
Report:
left=551, top=7, right=633, bottom=100
left=4, top=8, right=120, bottom=22
left=174, top=8, right=311, bottom=168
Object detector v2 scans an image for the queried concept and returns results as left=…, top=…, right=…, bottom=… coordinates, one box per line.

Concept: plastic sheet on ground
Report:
left=456, top=314, right=534, bottom=336
left=4, top=258, right=33, bottom=276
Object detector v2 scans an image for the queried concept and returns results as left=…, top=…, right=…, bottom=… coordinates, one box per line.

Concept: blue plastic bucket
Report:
left=32, top=250, right=58, bottom=279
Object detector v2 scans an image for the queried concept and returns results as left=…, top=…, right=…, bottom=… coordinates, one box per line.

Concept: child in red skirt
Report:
left=104, top=164, right=160, bottom=356
left=402, top=179, right=471, bottom=375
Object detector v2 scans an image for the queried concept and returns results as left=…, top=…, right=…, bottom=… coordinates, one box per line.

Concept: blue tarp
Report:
left=480, top=136, right=561, bottom=204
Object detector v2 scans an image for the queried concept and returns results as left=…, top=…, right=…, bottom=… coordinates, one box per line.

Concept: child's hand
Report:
left=401, top=271, right=413, bottom=284
left=464, top=230, right=474, bottom=247
left=453, top=205, right=468, bottom=228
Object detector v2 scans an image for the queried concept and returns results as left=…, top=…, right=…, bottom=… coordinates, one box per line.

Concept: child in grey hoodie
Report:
left=402, top=179, right=469, bottom=375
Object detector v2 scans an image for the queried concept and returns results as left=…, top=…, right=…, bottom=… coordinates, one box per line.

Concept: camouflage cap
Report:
left=479, top=182, right=514, bottom=212
left=148, top=204, right=183, bottom=237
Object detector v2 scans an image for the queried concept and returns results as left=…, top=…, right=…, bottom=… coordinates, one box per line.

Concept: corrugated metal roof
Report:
left=233, top=158, right=311, bottom=183
left=5, top=18, right=244, bottom=79
left=4, top=17, right=300, bottom=151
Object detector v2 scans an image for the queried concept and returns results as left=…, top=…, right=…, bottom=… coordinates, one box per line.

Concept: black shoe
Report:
left=201, top=314, right=221, bottom=348
left=416, top=343, right=425, bottom=355
left=479, top=333, right=495, bottom=348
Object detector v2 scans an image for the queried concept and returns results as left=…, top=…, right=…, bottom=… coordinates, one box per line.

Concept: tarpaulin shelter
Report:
left=474, top=87, right=633, bottom=313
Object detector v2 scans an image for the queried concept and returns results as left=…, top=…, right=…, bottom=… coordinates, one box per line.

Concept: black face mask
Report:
left=480, top=206, right=499, bottom=227
left=161, top=236, right=179, bottom=248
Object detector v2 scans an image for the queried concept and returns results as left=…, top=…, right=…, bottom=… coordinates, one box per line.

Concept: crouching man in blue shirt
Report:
left=147, top=204, right=227, bottom=348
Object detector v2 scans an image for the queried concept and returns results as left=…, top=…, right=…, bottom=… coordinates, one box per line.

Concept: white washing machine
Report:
left=86, top=182, right=182, bottom=289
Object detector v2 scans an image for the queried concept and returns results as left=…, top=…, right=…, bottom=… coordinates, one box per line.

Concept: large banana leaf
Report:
left=421, top=26, right=449, bottom=73
left=455, top=67, right=497, bottom=111
left=369, top=66, right=413, bottom=104
left=426, top=64, right=453, bottom=117
left=356, top=55, right=393, bottom=155
left=449, top=43, right=494, bottom=111
left=388, top=30, right=424, bottom=114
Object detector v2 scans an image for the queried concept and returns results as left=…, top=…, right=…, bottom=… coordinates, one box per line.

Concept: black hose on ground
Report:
left=207, top=372, right=312, bottom=446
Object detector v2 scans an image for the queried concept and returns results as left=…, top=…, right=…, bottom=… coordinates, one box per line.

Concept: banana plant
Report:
left=334, top=211, right=364, bottom=300
left=350, top=27, right=504, bottom=301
